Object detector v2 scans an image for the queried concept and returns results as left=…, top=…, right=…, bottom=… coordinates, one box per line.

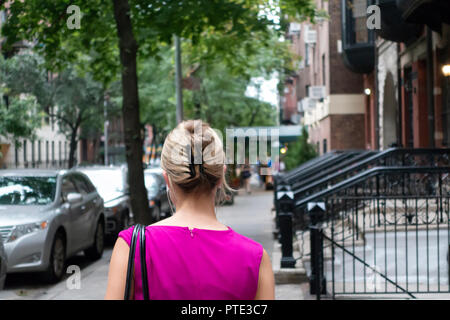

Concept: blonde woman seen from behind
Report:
left=105, top=120, right=275, bottom=300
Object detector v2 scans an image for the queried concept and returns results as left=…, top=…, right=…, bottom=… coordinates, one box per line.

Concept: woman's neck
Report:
left=171, top=192, right=222, bottom=226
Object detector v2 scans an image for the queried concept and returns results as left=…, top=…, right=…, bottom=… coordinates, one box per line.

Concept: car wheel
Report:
left=42, top=232, right=66, bottom=283
left=84, top=220, right=104, bottom=261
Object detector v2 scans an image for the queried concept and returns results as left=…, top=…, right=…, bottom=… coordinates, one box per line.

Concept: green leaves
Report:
left=0, top=96, right=42, bottom=142
left=283, top=126, right=317, bottom=171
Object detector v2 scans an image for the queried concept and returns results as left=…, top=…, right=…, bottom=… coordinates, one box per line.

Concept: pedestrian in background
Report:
left=105, top=120, right=274, bottom=300
left=241, top=161, right=252, bottom=194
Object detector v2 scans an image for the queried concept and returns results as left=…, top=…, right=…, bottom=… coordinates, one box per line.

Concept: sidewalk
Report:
left=1, top=184, right=308, bottom=300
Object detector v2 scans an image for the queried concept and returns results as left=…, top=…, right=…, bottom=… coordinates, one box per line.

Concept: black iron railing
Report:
left=275, top=148, right=450, bottom=299
left=282, top=150, right=367, bottom=185
left=293, top=148, right=449, bottom=206
left=303, top=167, right=450, bottom=299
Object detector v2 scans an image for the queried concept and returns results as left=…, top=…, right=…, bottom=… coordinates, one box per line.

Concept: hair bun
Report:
left=160, top=120, right=232, bottom=200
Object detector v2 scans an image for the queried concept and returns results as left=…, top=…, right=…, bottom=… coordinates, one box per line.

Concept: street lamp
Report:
left=442, top=64, right=450, bottom=77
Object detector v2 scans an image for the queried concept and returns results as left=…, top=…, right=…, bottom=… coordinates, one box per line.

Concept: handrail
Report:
left=295, top=166, right=450, bottom=208
left=291, top=148, right=449, bottom=199
left=283, top=151, right=366, bottom=184
left=291, top=150, right=377, bottom=190
left=282, top=151, right=339, bottom=178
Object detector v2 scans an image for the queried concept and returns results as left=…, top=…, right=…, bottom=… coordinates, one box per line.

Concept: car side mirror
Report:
left=67, top=192, right=83, bottom=204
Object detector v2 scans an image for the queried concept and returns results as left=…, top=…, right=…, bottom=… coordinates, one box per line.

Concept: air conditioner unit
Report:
left=307, top=98, right=317, bottom=109
left=300, top=98, right=317, bottom=111
left=308, top=86, right=326, bottom=100
left=289, top=22, right=301, bottom=34
left=297, top=100, right=303, bottom=112
left=304, top=28, right=317, bottom=44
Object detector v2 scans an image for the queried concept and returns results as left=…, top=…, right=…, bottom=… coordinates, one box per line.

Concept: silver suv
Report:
left=0, top=169, right=105, bottom=283
left=76, top=166, right=131, bottom=237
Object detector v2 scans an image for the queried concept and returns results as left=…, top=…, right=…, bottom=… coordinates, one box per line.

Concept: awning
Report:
left=226, top=125, right=303, bottom=144
left=397, top=0, right=450, bottom=33
left=376, top=0, right=422, bottom=43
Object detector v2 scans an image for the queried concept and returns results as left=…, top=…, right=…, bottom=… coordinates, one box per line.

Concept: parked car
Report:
left=144, top=167, right=170, bottom=220
left=76, top=166, right=131, bottom=237
left=0, top=169, right=105, bottom=283
left=0, top=236, right=6, bottom=290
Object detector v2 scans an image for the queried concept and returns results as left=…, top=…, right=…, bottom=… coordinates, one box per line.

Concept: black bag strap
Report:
left=139, top=224, right=149, bottom=300
left=124, top=224, right=149, bottom=300
left=124, top=225, right=140, bottom=300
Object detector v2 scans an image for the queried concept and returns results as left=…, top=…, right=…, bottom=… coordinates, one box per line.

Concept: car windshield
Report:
left=81, top=170, right=125, bottom=199
left=144, top=174, right=159, bottom=197
left=0, top=176, right=57, bottom=205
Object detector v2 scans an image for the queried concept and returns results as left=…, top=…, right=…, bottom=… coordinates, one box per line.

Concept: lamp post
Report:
left=104, top=94, right=109, bottom=166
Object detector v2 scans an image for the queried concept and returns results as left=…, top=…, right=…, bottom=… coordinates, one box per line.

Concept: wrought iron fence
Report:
left=302, top=167, right=450, bottom=299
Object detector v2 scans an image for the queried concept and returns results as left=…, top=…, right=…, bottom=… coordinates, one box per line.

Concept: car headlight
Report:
left=8, top=221, right=48, bottom=243
left=105, top=206, right=119, bottom=215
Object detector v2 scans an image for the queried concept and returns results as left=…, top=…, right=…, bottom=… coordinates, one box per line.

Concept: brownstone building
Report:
left=282, top=0, right=366, bottom=155
left=342, top=0, right=450, bottom=151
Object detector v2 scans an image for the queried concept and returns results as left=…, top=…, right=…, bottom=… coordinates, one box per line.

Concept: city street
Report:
left=0, top=183, right=303, bottom=300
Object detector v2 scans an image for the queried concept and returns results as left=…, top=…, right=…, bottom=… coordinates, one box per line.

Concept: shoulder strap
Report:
left=124, top=225, right=140, bottom=300
left=139, top=224, right=149, bottom=300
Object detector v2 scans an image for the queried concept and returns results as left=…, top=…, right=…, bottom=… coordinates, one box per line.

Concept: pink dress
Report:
left=118, top=225, right=263, bottom=300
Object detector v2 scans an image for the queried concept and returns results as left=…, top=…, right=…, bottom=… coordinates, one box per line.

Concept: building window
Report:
left=38, top=141, right=42, bottom=164
left=52, top=141, right=55, bottom=165
left=31, top=141, right=35, bottom=167
left=305, top=43, right=310, bottom=66
left=46, top=141, right=49, bottom=165
left=15, top=142, right=19, bottom=168
left=323, top=139, right=327, bottom=154
left=322, top=54, right=326, bottom=86
left=23, top=140, right=27, bottom=166
left=59, top=141, right=62, bottom=166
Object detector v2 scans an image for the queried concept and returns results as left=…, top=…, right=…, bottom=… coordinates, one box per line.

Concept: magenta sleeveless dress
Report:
left=118, top=225, right=263, bottom=300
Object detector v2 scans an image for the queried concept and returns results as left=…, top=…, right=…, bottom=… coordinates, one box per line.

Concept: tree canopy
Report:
left=0, top=0, right=320, bottom=223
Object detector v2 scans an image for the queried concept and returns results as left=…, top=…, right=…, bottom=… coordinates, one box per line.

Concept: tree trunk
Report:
left=68, top=128, right=78, bottom=169
left=112, top=0, right=152, bottom=225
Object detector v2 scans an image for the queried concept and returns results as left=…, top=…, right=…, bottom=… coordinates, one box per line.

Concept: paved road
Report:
left=0, top=186, right=288, bottom=300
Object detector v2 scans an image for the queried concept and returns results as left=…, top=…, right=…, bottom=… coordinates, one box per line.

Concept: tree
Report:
left=0, top=0, right=319, bottom=225
left=51, top=68, right=105, bottom=168
left=1, top=52, right=105, bottom=168
left=0, top=96, right=42, bottom=143
left=282, top=126, right=317, bottom=171
left=0, top=55, right=43, bottom=155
